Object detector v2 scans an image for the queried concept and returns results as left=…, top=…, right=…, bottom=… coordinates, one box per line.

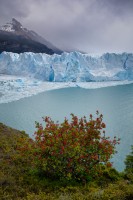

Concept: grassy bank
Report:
left=0, top=123, right=133, bottom=200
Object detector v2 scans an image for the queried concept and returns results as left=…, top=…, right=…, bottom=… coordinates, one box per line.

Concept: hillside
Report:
left=0, top=18, right=62, bottom=54
left=0, top=123, right=133, bottom=200
left=0, top=123, right=31, bottom=199
left=0, top=31, right=54, bottom=54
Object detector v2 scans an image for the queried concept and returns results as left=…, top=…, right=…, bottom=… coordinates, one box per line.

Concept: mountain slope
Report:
left=0, top=18, right=62, bottom=54
left=0, top=31, right=54, bottom=54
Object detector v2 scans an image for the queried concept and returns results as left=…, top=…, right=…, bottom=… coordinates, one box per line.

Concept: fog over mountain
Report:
left=0, top=0, right=133, bottom=53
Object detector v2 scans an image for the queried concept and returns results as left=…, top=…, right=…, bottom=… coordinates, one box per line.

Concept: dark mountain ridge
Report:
left=0, top=18, right=62, bottom=54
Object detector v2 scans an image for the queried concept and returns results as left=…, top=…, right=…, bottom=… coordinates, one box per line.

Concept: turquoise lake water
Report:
left=0, top=84, right=133, bottom=171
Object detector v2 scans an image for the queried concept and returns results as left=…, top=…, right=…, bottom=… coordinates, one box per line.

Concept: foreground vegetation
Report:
left=0, top=113, right=133, bottom=200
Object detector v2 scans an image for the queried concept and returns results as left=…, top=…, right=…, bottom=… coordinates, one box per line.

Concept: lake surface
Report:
left=0, top=84, right=133, bottom=171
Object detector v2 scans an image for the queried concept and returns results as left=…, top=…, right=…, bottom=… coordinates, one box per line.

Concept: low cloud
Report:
left=0, top=0, right=133, bottom=53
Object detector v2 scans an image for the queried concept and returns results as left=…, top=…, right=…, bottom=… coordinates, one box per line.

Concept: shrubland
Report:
left=0, top=112, right=133, bottom=200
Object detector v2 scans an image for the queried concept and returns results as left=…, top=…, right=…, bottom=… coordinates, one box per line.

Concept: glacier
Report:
left=0, top=51, right=133, bottom=82
left=1, top=51, right=133, bottom=103
left=0, top=75, right=133, bottom=104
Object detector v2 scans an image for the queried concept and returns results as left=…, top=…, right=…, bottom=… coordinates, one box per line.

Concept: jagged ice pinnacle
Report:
left=0, top=51, right=133, bottom=82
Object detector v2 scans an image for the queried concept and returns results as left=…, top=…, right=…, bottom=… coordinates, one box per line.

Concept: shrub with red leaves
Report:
left=19, top=112, right=120, bottom=182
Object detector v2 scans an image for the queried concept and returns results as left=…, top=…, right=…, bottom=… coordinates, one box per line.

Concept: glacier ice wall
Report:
left=0, top=51, right=133, bottom=81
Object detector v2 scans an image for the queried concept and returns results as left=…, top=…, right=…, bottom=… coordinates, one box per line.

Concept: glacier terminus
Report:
left=1, top=51, right=133, bottom=103
left=0, top=51, right=133, bottom=82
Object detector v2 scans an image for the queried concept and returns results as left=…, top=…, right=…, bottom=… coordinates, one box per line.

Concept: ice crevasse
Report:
left=0, top=51, right=133, bottom=82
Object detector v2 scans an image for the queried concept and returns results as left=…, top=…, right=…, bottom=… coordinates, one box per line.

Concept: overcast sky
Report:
left=0, top=0, right=133, bottom=53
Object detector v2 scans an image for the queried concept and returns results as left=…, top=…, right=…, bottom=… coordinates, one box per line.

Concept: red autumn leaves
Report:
left=18, top=112, right=120, bottom=182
